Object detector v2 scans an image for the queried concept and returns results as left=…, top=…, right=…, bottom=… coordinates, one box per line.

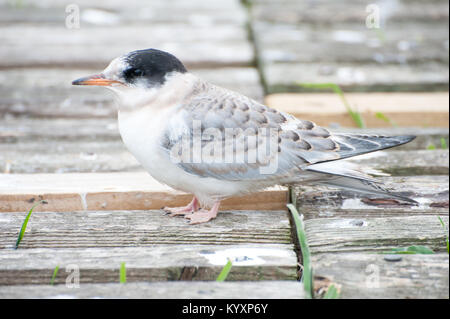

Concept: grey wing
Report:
left=160, top=83, right=415, bottom=182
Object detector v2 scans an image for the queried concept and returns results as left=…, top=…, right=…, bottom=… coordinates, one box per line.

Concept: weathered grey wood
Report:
left=0, top=281, right=304, bottom=299
left=295, top=175, right=449, bottom=217
left=262, top=62, right=449, bottom=93
left=0, top=244, right=297, bottom=285
left=0, top=141, right=140, bottom=173
left=0, top=25, right=253, bottom=68
left=0, top=210, right=292, bottom=249
left=250, top=0, right=449, bottom=24
left=251, top=0, right=449, bottom=92
left=304, top=216, right=448, bottom=254
left=313, top=253, right=449, bottom=299
left=0, top=0, right=246, bottom=26
left=0, top=67, right=263, bottom=119
left=254, top=22, right=449, bottom=65
left=2, top=119, right=446, bottom=148
left=0, top=118, right=120, bottom=143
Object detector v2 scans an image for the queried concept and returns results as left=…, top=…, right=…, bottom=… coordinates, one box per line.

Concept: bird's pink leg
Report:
left=185, top=201, right=221, bottom=225
left=163, top=196, right=200, bottom=217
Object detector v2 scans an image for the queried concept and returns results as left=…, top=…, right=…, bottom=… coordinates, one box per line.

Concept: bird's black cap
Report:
left=122, top=48, right=187, bottom=87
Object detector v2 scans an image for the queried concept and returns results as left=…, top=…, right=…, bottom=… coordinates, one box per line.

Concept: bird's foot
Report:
left=163, top=196, right=199, bottom=217
left=185, top=202, right=220, bottom=225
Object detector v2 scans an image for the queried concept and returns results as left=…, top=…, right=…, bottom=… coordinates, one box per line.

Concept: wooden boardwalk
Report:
left=0, top=0, right=448, bottom=299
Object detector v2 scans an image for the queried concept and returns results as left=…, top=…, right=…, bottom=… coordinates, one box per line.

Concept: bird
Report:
left=72, top=48, right=416, bottom=224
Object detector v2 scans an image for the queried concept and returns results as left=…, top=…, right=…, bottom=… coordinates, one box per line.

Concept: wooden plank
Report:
left=2, top=118, right=447, bottom=148
left=250, top=0, right=449, bottom=24
left=254, top=22, right=449, bottom=65
left=0, top=173, right=288, bottom=212
left=0, top=0, right=246, bottom=26
left=0, top=281, right=304, bottom=299
left=0, top=210, right=292, bottom=249
left=0, top=209, right=297, bottom=285
left=294, top=175, right=449, bottom=219
left=262, top=62, right=449, bottom=94
left=304, top=216, right=448, bottom=254
left=0, top=24, right=253, bottom=68
left=0, top=67, right=263, bottom=119
left=265, top=92, right=449, bottom=128
left=313, top=253, right=449, bottom=299
left=0, top=244, right=297, bottom=285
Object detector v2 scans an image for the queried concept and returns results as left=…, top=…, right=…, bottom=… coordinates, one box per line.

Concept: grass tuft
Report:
left=437, top=216, right=449, bottom=253
left=15, top=200, right=46, bottom=249
left=323, top=284, right=340, bottom=299
left=440, top=138, right=448, bottom=150
left=216, top=259, right=232, bottom=282
left=120, top=262, right=126, bottom=283
left=375, top=112, right=397, bottom=127
left=384, top=245, right=435, bottom=255
left=287, top=203, right=313, bottom=299
left=50, top=266, right=60, bottom=285
left=298, top=82, right=365, bottom=128
left=427, top=138, right=448, bottom=150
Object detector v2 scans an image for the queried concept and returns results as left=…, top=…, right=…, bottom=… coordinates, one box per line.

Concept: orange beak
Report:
left=72, top=74, right=123, bottom=86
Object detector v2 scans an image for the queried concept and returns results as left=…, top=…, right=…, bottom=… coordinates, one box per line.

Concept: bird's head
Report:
left=72, top=48, right=189, bottom=109
left=73, top=48, right=187, bottom=89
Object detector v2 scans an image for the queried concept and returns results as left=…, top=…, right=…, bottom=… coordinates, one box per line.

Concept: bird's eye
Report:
left=133, top=68, right=145, bottom=76
left=123, top=67, right=145, bottom=80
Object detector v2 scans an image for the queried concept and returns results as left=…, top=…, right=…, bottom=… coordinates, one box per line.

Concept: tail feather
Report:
left=333, top=134, right=416, bottom=160
left=305, top=162, right=418, bottom=205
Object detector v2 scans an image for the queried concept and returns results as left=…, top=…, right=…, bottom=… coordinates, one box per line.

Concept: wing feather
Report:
left=160, top=80, right=415, bottom=182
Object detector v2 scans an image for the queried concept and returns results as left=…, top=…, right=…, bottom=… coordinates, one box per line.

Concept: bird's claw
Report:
left=162, top=206, right=195, bottom=217
left=184, top=210, right=217, bottom=225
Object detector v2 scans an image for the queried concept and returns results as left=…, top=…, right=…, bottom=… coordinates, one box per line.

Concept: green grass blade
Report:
left=50, top=266, right=60, bottom=285
left=427, top=144, right=436, bottom=150
left=323, top=284, right=339, bottom=299
left=385, top=245, right=435, bottom=254
left=120, top=262, right=126, bottom=284
left=375, top=112, right=398, bottom=127
left=298, top=83, right=365, bottom=128
left=216, top=259, right=232, bottom=282
left=440, top=138, right=448, bottom=149
left=287, top=203, right=313, bottom=299
left=437, top=216, right=449, bottom=253
left=15, top=200, right=45, bottom=249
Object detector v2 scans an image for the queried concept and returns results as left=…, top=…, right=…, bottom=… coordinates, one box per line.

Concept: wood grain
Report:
left=304, top=215, right=448, bottom=254
left=313, top=253, right=449, bottom=299
left=0, top=210, right=292, bottom=249
left=0, top=281, right=304, bottom=299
